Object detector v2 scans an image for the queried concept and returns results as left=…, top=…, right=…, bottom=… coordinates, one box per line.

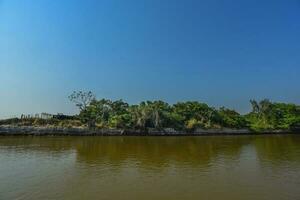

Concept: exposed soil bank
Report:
left=0, top=125, right=297, bottom=136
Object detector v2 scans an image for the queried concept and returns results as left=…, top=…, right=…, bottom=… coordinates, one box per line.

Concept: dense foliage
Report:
left=1, top=91, right=299, bottom=132
left=66, top=91, right=300, bottom=132
left=246, top=99, right=300, bottom=131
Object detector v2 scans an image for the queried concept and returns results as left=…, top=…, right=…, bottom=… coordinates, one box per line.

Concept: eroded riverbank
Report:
left=0, top=125, right=296, bottom=136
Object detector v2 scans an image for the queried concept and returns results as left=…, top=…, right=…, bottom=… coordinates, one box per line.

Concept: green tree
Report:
left=129, top=104, right=150, bottom=131
left=146, top=101, right=171, bottom=129
left=246, top=99, right=300, bottom=131
left=218, top=107, right=247, bottom=128
left=78, top=99, right=112, bottom=128
left=172, top=101, right=220, bottom=130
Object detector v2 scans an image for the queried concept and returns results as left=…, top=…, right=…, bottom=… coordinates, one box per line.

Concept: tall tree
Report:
left=68, top=91, right=95, bottom=111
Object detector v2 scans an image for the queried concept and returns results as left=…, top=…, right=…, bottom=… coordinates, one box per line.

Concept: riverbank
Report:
left=0, top=125, right=296, bottom=136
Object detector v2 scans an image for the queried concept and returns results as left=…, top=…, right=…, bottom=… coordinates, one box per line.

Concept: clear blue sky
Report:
left=0, top=0, right=300, bottom=118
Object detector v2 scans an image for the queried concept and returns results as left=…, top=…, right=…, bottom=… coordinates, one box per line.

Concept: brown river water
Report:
left=0, top=135, right=300, bottom=200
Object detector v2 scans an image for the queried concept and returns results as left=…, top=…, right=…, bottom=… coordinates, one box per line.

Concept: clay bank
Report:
left=0, top=125, right=296, bottom=136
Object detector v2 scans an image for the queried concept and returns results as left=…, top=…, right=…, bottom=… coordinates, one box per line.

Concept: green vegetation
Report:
left=0, top=117, right=82, bottom=128
left=246, top=99, right=300, bottom=131
left=1, top=91, right=300, bottom=132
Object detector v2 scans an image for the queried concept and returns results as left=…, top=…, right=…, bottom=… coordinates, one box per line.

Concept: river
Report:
left=0, top=135, right=300, bottom=200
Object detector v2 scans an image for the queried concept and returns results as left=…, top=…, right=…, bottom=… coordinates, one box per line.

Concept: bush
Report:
left=0, top=118, right=20, bottom=125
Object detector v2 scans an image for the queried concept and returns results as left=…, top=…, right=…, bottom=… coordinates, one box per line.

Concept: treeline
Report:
left=1, top=91, right=299, bottom=132
left=67, top=91, right=300, bottom=132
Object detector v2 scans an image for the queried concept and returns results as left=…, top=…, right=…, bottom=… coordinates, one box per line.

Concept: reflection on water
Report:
left=0, top=135, right=300, bottom=200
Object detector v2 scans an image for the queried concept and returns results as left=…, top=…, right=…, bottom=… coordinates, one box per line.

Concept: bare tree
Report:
left=250, top=99, right=259, bottom=113
left=68, top=91, right=95, bottom=111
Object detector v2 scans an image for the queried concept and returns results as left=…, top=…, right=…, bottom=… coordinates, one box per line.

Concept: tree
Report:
left=69, top=91, right=95, bottom=111
left=246, top=99, right=293, bottom=131
left=218, top=107, right=247, bottom=128
left=250, top=100, right=260, bottom=114
left=110, top=100, right=129, bottom=116
left=146, top=101, right=171, bottom=129
left=80, top=99, right=113, bottom=128
left=250, top=99, right=272, bottom=117
left=108, top=114, right=133, bottom=129
left=129, top=104, right=150, bottom=131
left=68, top=91, right=97, bottom=127
left=128, top=101, right=173, bottom=131
left=172, top=101, right=220, bottom=129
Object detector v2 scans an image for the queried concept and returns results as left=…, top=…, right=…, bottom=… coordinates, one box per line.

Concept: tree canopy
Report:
left=2, top=92, right=299, bottom=132
left=67, top=91, right=300, bottom=132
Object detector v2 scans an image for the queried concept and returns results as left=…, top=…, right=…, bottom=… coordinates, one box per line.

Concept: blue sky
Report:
left=0, top=0, right=300, bottom=118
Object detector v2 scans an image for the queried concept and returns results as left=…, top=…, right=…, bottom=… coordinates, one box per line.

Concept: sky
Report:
left=0, top=0, right=300, bottom=118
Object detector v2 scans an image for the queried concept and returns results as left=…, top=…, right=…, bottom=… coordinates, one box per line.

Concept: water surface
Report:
left=0, top=135, right=300, bottom=200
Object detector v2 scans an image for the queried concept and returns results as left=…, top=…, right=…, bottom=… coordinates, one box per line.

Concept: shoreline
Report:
left=0, top=125, right=297, bottom=136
